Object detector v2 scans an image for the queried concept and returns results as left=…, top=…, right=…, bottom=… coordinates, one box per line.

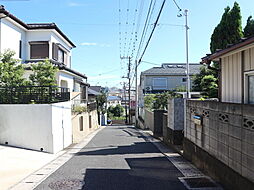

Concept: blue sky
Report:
left=1, top=0, right=253, bottom=87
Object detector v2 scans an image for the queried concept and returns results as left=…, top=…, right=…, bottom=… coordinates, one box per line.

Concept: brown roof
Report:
left=0, top=5, right=76, bottom=47
left=201, top=36, right=254, bottom=64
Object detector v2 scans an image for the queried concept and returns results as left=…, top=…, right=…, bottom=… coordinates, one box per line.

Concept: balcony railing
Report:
left=0, top=86, right=70, bottom=104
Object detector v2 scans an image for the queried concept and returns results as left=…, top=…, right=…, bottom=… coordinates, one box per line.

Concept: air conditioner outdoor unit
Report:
left=145, top=86, right=152, bottom=91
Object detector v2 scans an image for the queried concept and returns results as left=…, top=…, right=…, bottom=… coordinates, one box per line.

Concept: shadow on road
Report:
left=76, top=141, right=159, bottom=156
left=81, top=157, right=186, bottom=190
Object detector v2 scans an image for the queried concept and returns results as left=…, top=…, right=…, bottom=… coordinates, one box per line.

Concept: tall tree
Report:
left=210, top=2, right=243, bottom=53
left=0, top=50, right=25, bottom=87
left=244, top=16, right=254, bottom=38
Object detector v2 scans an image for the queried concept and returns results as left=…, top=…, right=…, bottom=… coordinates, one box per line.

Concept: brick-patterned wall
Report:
left=186, top=100, right=254, bottom=183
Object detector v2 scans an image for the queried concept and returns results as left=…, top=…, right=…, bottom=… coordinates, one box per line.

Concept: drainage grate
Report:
left=49, top=179, right=83, bottom=190
left=179, top=176, right=220, bottom=189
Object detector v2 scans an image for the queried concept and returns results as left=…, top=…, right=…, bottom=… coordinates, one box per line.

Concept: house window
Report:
left=248, top=75, right=254, bottom=104
left=153, top=78, right=167, bottom=90
left=58, top=48, right=65, bottom=64
left=30, top=41, right=49, bottom=59
left=182, top=77, right=187, bottom=82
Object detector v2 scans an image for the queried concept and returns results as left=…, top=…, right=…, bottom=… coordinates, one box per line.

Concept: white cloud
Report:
left=68, top=2, right=87, bottom=7
left=80, top=42, right=111, bottom=47
left=80, top=42, right=97, bottom=46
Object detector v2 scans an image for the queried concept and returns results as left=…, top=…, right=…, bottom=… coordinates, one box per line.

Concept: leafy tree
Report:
left=107, top=104, right=124, bottom=117
left=210, top=2, right=243, bottom=53
left=96, top=92, right=107, bottom=113
left=0, top=50, right=26, bottom=87
left=200, top=75, right=218, bottom=98
left=192, top=66, right=215, bottom=91
left=244, top=16, right=254, bottom=38
left=144, top=94, right=156, bottom=110
left=153, top=92, right=173, bottom=110
left=29, top=60, right=58, bottom=86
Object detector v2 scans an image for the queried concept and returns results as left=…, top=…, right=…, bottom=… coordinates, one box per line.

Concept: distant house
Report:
left=140, top=63, right=201, bottom=94
left=107, top=96, right=121, bottom=107
left=0, top=5, right=88, bottom=101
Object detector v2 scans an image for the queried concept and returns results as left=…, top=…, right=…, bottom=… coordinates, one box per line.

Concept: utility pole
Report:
left=123, top=82, right=128, bottom=124
left=184, top=9, right=190, bottom=99
left=128, top=57, right=131, bottom=124
left=134, top=60, right=138, bottom=127
left=121, top=56, right=131, bottom=124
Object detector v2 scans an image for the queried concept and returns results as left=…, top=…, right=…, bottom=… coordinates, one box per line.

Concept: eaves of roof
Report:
left=201, top=36, right=254, bottom=64
left=0, top=6, right=76, bottom=48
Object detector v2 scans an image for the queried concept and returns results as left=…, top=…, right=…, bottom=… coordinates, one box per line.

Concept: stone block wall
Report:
left=185, top=100, right=254, bottom=184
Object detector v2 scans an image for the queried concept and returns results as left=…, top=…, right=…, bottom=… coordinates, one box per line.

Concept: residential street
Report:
left=34, top=125, right=187, bottom=190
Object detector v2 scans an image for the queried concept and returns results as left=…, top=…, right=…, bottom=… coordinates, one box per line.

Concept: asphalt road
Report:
left=35, top=125, right=187, bottom=190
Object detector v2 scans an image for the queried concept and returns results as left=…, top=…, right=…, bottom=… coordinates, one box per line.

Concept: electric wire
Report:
left=137, top=0, right=167, bottom=66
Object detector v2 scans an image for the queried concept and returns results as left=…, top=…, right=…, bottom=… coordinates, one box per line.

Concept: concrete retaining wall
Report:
left=0, top=102, right=72, bottom=153
left=184, top=100, right=254, bottom=189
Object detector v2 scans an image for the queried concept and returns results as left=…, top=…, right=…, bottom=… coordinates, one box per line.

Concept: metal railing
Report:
left=0, top=86, right=70, bottom=104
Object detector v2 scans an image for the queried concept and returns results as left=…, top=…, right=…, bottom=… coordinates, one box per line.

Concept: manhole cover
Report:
left=49, top=179, right=83, bottom=190
left=179, top=176, right=219, bottom=189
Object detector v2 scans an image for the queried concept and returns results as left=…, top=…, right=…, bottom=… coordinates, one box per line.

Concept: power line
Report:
left=135, top=0, right=155, bottom=60
left=137, top=0, right=167, bottom=66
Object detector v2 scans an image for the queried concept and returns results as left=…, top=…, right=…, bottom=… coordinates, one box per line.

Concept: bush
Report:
left=107, top=104, right=124, bottom=117
left=72, top=105, right=87, bottom=114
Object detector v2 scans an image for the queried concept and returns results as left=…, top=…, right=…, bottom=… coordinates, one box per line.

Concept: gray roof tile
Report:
left=141, top=63, right=201, bottom=76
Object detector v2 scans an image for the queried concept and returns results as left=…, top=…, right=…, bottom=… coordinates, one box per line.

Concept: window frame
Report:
left=152, top=77, right=167, bottom=90
left=244, top=71, right=254, bottom=104
left=29, top=41, right=49, bottom=59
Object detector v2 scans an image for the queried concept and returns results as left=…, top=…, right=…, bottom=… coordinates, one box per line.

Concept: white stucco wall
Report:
left=0, top=101, right=72, bottom=153
left=0, top=18, right=26, bottom=59
left=51, top=102, right=72, bottom=153
left=57, top=71, right=74, bottom=93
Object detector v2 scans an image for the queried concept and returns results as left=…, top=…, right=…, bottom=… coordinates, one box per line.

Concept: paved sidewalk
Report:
left=0, top=145, right=60, bottom=190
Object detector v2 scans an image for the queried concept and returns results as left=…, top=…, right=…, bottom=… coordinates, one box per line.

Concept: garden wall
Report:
left=72, top=110, right=99, bottom=143
left=0, top=101, right=72, bottom=153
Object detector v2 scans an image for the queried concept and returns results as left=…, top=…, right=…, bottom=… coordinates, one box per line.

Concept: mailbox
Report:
left=192, top=115, right=202, bottom=126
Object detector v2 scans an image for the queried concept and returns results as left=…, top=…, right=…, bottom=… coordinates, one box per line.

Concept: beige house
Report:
left=202, top=36, right=254, bottom=104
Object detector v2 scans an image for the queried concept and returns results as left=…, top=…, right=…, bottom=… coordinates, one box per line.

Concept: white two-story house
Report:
left=0, top=5, right=88, bottom=100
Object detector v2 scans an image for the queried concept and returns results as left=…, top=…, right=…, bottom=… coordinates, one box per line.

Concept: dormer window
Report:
left=29, top=41, right=49, bottom=59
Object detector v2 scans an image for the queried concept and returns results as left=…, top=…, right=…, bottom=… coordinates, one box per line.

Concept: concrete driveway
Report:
left=0, top=145, right=60, bottom=190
